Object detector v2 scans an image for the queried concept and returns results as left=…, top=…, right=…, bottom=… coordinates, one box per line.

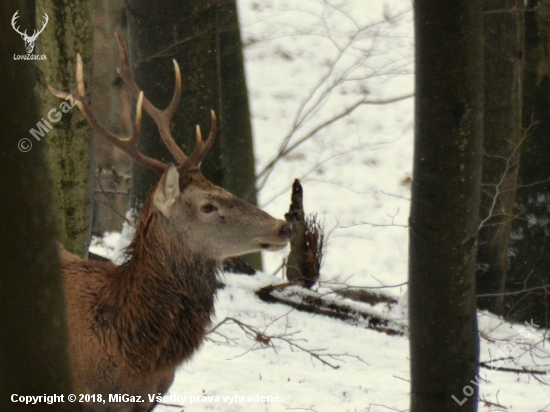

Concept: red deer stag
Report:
left=50, top=34, right=292, bottom=412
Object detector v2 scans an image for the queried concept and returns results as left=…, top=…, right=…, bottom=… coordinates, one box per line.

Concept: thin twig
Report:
left=207, top=316, right=368, bottom=369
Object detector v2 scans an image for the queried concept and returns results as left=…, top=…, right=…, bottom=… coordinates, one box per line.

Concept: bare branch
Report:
left=477, top=282, right=550, bottom=298
left=479, top=122, right=535, bottom=230
left=479, top=361, right=548, bottom=375
left=207, top=316, right=369, bottom=369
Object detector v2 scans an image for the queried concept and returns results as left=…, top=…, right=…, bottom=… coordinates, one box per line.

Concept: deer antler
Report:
left=114, top=33, right=188, bottom=165
left=178, top=112, right=217, bottom=175
left=48, top=35, right=217, bottom=175
left=48, top=54, right=167, bottom=174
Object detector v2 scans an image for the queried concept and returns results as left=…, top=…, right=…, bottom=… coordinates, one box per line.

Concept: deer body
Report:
left=62, top=246, right=190, bottom=411
left=52, top=35, right=292, bottom=412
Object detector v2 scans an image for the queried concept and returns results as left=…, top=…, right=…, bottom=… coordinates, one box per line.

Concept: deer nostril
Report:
left=279, top=224, right=293, bottom=239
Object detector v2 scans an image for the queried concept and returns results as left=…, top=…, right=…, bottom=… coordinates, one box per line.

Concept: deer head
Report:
left=49, top=33, right=292, bottom=262
left=11, top=11, right=49, bottom=54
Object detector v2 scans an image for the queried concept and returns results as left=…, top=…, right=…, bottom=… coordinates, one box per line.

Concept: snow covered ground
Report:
left=90, top=0, right=550, bottom=410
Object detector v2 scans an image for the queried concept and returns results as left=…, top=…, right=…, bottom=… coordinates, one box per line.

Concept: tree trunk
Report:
left=35, top=0, right=94, bottom=257
left=410, top=0, right=482, bottom=410
left=507, top=0, right=550, bottom=327
left=476, top=0, right=524, bottom=314
left=218, top=0, right=261, bottom=268
left=217, top=0, right=257, bottom=204
left=91, top=0, right=131, bottom=235
left=0, top=1, right=73, bottom=409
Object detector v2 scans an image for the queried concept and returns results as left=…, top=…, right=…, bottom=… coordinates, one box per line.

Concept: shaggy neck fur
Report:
left=96, top=197, right=219, bottom=373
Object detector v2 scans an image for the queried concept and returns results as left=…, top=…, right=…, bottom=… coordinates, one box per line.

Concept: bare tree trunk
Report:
left=217, top=0, right=257, bottom=204
left=410, top=0, right=482, bottom=410
left=476, top=0, right=524, bottom=315
left=36, top=0, right=94, bottom=257
left=91, top=0, right=131, bottom=235
left=218, top=0, right=261, bottom=268
left=0, top=1, right=73, bottom=409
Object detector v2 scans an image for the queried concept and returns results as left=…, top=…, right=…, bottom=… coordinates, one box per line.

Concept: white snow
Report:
left=90, top=0, right=550, bottom=410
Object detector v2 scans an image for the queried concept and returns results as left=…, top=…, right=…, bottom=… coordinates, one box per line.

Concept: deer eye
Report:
left=201, top=204, right=217, bottom=213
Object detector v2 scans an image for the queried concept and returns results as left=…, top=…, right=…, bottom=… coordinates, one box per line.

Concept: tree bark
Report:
left=0, top=1, right=73, bottom=409
left=218, top=0, right=261, bottom=268
left=410, top=0, right=482, bottom=410
left=91, top=0, right=131, bottom=235
left=217, top=0, right=257, bottom=204
left=35, top=0, right=94, bottom=257
left=476, top=0, right=524, bottom=314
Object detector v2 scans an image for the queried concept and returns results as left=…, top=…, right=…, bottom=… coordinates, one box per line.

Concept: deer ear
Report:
left=154, top=164, right=181, bottom=217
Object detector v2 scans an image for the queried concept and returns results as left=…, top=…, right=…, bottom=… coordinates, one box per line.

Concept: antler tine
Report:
left=114, top=32, right=187, bottom=166
left=178, top=111, right=217, bottom=174
left=206, top=110, right=217, bottom=150
left=48, top=54, right=167, bottom=175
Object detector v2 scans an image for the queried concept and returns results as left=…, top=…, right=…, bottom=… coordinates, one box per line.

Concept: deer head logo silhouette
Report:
left=12, top=11, right=49, bottom=54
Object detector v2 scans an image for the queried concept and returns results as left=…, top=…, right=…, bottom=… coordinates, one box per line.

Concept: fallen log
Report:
left=256, top=282, right=405, bottom=336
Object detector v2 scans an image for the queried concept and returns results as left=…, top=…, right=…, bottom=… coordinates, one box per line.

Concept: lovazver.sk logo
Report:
left=12, top=11, right=48, bottom=61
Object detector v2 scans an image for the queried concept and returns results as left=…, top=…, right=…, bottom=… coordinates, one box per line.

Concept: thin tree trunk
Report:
left=91, top=0, right=131, bottom=235
left=217, top=0, right=261, bottom=268
left=0, top=1, right=73, bottom=409
left=217, top=0, right=257, bottom=204
left=410, top=0, right=482, bottom=410
left=476, top=0, right=524, bottom=314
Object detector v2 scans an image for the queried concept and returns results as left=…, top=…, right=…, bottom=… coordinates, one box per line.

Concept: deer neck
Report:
left=98, top=206, right=220, bottom=372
